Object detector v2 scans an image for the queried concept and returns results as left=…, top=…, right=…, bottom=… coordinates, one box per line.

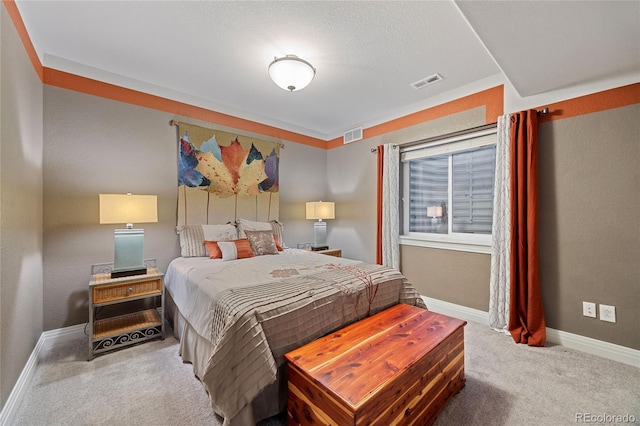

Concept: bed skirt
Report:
left=166, top=293, right=285, bottom=425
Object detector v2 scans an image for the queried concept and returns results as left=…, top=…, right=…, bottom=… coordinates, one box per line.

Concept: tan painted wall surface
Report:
left=0, top=8, right=44, bottom=406
left=537, top=105, right=639, bottom=349
left=401, top=247, right=491, bottom=311
left=42, top=86, right=327, bottom=330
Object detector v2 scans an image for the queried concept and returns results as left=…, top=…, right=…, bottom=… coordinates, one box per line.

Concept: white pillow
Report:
left=217, top=239, right=254, bottom=261
left=202, top=224, right=238, bottom=241
left=218, top=241, right=238, bottom=261
left=236, top=219, right=285, bottom=248
left=236, top=218, right=272, bottom=238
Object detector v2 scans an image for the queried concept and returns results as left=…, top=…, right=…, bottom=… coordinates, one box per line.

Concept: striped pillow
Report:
left=270, top=220, right=285, bottom=249
left=177, top=224, right=237, bottom=257
left=177, top=225, right=207, bottom=257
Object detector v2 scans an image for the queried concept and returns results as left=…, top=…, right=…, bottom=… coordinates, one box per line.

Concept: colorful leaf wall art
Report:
left=174, top=122, right=280, bottom=225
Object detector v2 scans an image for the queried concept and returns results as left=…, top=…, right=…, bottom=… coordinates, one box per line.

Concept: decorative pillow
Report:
left=177, top=224, right=237, bottom=257
left=274, top=235, right=284, bottom=251
left=204, top=241, right=223, bottom=259
left=236, top=218, right=272, bottom=238
left=218, top=239, right=254, bottom=261
left=245, top=230, right=279, bottom=256
left=236, top=218, right=286, bottom=248
left=177, top=225, right=207, bottom=257
left=202, top=224, right=238, bottom=242
left=270, top=220, right=285, bottom=249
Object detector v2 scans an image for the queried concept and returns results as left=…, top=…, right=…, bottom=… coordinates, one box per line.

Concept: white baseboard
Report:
left=0, top=324, right=85, bottom=426
left=545, top=328, right=640, bottom=368
left=423, top=296, right=490, bottom=325
left=423, top=296, right=640, bottom=368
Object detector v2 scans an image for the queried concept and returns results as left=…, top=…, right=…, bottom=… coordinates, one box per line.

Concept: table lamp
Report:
left=305, top=201, right=335, bottom=251
left=427, top=205, right=443, bottom=224
left=99, top=193, right=158, bottom=278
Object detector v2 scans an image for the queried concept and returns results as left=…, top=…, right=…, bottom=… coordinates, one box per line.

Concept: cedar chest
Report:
left=285, top=303, right=466, bottom=425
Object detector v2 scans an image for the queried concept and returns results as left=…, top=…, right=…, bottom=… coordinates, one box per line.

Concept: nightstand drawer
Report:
left=93, top=278, right=162, bottom=304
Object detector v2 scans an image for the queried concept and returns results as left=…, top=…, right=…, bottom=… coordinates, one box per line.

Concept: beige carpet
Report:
left=11, top=321, right=640, bottom=425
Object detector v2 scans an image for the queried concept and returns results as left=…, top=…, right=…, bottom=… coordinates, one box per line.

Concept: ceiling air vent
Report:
left=344, top=127, right=363, bottom=144
left=410, top=73, right=443, bottom=90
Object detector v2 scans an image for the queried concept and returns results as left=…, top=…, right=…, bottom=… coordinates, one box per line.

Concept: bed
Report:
left=164, top=221, right=427, bottom=426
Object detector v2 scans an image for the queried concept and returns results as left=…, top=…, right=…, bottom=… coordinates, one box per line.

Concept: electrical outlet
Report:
left=582, top=301, right=597, bottom=318
left=599, top=304, right=616, bottom=323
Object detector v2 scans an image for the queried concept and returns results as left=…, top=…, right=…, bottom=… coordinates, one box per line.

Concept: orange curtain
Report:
left=508, top=111, right=546, bottom=346
left=375, top=145, right=384, bottom=265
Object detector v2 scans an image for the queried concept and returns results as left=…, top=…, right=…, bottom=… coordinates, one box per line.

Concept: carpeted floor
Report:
left=11, top=320, right=640, bottom=425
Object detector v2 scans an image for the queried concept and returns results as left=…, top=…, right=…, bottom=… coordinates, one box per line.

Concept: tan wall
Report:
left=401, top=247, right=491, bottom=311
left=538, top=105, right=639, bottom=349
left=0, top=8, right=44, bottom=406
left=42, top=86, right=327, bottom=330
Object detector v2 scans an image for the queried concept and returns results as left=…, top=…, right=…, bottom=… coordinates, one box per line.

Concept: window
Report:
left=400, top=126, right=497, bottom=253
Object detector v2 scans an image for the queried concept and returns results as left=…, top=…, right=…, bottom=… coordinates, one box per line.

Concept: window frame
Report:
left=399, top=125, right=497, bottom=254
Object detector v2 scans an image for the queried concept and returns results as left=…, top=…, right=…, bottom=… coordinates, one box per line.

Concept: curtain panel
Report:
left=489, top=114, right=512, bottom=333
left=508, top=110, right=546, bottom=346
left=490, top=110, right=546, bottom=347
left=376, top=144, right=400, bottom=270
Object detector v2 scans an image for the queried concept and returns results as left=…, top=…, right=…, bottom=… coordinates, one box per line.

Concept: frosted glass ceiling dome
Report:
left=268, top=55, right=316, bottom=92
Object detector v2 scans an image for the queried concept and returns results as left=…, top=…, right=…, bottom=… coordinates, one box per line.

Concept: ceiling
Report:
left=15, top=1, right=640, bottom=140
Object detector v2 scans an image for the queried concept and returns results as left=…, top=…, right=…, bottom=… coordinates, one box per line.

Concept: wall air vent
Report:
left=343, top=127, right=363, bottom=144
left=410, top=73, right=443, bottom=90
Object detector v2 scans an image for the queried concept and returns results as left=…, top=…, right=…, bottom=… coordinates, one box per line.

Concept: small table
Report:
left=285, top=303, right=466, bottom=425
left=307, top=248, right=341, bottom=257
left=88, top=265, right=164, bottom=360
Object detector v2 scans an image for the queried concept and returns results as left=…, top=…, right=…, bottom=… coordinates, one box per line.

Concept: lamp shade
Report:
left=269, top=55, right=316, bottom=92
left=306, top=201, right=335, bottom=220
left=99, top=194, right=158, bottom=226
left=427, top=206, right=443, bottom=218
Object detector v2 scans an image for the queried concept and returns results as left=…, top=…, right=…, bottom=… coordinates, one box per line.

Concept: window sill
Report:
left=399, top=236, right=492, bottom=254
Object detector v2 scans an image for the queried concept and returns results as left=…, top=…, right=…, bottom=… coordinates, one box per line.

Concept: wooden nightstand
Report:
left=310, top=248, right=341, bottom=257
left=88, top=265, right=164, bottom=360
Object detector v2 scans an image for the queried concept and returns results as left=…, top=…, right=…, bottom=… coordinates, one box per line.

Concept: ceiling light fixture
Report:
left=268, top=55, right=316, bottom=92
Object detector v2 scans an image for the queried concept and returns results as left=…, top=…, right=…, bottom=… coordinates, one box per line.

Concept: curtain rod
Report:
left=370, top=107, right=549, bottom=153
left=170, top=120, right=285, bottom=149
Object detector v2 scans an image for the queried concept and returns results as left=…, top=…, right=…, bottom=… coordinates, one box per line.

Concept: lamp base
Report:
left=313, top=221, right=328, bottom=249
left=113, top=228, right=146, bottom=279
left=111, top=267, right=148, bottom=279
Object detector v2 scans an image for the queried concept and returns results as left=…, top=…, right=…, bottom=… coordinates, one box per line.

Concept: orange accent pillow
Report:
left=274, top=235, right=284, bottom=251
left=217, top=239, right=255, bottom=261
left=204, top=241, right=223, bottom=259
